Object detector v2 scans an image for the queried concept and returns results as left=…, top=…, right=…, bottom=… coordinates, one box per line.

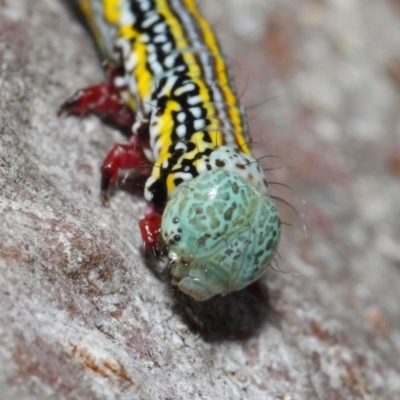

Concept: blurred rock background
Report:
left=1, top=0, right=400, bottom=398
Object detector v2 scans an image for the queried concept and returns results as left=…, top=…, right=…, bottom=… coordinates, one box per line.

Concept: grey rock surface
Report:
left=1, top=0, right=400, bottom=399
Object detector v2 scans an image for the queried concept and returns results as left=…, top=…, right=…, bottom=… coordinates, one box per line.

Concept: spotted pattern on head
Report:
left=162, top=169, right=280, bottom=301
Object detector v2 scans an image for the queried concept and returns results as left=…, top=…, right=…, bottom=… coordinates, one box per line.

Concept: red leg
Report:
left=58, top=67, right=135, bottom=129
left=139, top=205, right=163, bottom=249
left=139, top=215, right=162, bottom=249
left=59, top=67, right=161, bottom=250
left=100, top=142, right=151, bottom=194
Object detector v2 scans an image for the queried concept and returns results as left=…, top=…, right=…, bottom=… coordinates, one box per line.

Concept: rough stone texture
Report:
left=1, top=0, right=400, bottom=399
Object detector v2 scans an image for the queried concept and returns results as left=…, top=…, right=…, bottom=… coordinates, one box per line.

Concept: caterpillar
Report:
left=60, top=0, right=281, bottom=301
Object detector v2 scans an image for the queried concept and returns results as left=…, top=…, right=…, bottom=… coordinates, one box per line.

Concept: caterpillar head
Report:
left=161, top=168, right=280, bottom=301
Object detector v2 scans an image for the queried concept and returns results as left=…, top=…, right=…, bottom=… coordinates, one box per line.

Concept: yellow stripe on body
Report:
left=132, top=40, right=153, bottom=105
left=103, top=0, right=122, bottom=24
left=151, top=0, right=224, bottom=190
left=156, top=0, right=223, bottom=142
left=158, top=99, right=181, bottom=162
left=182, top=0, right=251, bottom=155
left=105, top=2, right=153, bottom=110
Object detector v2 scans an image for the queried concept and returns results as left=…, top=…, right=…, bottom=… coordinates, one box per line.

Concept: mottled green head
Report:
left=161, top=169, right=280, bottom=301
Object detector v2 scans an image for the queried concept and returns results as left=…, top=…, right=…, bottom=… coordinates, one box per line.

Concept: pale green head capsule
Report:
left=161, top=169, right=280, bottom=301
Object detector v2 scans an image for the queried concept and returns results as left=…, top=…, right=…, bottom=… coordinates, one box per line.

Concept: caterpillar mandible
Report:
left=60, top=0, right=281, bottom=301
